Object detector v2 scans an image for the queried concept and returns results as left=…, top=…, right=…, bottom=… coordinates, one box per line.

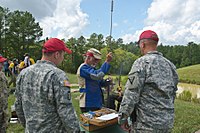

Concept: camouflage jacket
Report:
left=119, top=51, right=179, bottom=131
left=0, top=71, right=9, bottom=130
left=15, top=60, right=80, bottom=133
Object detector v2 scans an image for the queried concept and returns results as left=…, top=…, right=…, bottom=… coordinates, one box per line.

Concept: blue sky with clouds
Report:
left=1, top=0, right=200, bottom=45
left=80, top=0, right=152, bottom=38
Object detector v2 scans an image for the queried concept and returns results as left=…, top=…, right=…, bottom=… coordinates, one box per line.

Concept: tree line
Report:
left=0, top=6, right=200, bottom=75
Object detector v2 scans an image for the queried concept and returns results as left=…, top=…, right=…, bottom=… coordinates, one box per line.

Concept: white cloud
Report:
left=0, top=0, right=89, bottom=40
left=113, top=23, right=118, bottom=27
left=40, top=0, right=89, bottom=39
left=122, top=0, right=200, bottom=45
left=122, top=30, right=141, bottom=44
left=0, top=0, right=56, bottom=19
left=123, top=20, right=128, bottom=24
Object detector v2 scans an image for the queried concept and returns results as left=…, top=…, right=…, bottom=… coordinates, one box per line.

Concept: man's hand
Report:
left=106, top=52, right=112, bottom=63
left=118, top=113, right=131, bottom=132
left=118, top=113, right=127, bottom=124
left=121, top=121, right=131, bottom=132
left=118, top=91, right=122, bottom=97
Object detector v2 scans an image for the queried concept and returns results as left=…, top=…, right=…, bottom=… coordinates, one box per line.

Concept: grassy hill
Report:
left=177, top=64, right=200, bottom=85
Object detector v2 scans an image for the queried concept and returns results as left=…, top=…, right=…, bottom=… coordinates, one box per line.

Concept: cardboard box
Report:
left=80, top=108, right=118, bottom=131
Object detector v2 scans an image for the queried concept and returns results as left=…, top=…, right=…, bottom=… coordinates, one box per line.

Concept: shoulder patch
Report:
left=64, top=80, right=71, bottom=87
left=128, top=76, right=135, bottom=84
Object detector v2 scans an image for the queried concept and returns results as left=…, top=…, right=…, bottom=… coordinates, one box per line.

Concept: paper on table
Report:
left=96, top=113, right=118, bottom=121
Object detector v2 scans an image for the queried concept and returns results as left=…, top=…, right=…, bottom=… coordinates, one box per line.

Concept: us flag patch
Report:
left=64, top=80, right=71, bottom=87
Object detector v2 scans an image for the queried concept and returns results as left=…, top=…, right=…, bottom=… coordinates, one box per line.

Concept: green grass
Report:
left=177, top=64, right=200, bottom=85
left=7, top=93, right=200, bottom=133
left=173, top=99, right=200, bottom=133
left=7, top=94, right=24, bottom=133
left=67, top=73, right=78, bottom=84
left=71, top=92, right=82, bottom=117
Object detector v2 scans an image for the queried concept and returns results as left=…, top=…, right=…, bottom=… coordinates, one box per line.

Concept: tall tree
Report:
left=97, top=34, right=105, bottom=50
left=0, top=6, right=9, bottom=55
left=123, top=41, right=140, bottom=56
left=100, top=47, right=138, bottom=74
left=86, top=33, right=105, bottom=50
left=105, top=35, right=115, bottom=52
left=7, top=10, right=42, bottom=59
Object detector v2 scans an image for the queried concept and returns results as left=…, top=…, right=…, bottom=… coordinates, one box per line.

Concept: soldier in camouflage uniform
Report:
left=15, top=38, right=80, bottom=133
left=118, top=30, right=179, bottom=133
left=0, top=55, right=9, bottom=133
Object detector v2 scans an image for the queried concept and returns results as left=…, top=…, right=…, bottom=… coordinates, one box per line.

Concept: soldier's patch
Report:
left=63, top=80, right=71, bottom=87
left=128, top=76, right=135, bottom=84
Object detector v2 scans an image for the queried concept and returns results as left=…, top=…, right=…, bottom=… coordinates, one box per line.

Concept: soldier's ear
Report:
left=140, top=42, right=145, bottom=48
left=53, top=51, right=59, bottom=59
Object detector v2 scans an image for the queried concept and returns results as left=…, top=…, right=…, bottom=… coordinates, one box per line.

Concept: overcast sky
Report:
left=0, top=0, right=200, bottom=45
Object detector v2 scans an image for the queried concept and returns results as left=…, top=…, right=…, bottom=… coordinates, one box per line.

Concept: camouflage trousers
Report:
left=0, top=126, right=6, bottom=133
left=131, top=123, right=172, bottom=133
left=132, top=128, right=172, bottom=133
left=0, top=113, right=6, bottom=133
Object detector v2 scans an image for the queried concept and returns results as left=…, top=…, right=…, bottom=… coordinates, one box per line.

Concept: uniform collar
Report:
left=36, top=60, right=56, bottom=67
left=146, top=51, right=163, bottom=56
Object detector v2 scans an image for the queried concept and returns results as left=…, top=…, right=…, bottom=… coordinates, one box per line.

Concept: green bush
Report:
left=178, top=90, right=192, bottom=102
